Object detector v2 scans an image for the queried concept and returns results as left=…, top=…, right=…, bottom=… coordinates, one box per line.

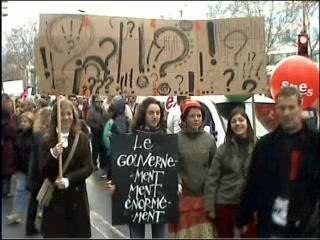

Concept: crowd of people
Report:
left=1, top=86, right=319, bottom=239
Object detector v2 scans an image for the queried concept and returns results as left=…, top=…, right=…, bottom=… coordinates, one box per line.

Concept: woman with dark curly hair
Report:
left=127, top=97, right=168, bottom=238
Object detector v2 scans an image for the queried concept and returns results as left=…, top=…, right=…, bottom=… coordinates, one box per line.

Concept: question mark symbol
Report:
left=127, top=21, right=135, bottom=38
left=223, top=69, right=235, bottom=92
left=175, top=74, right=184, bottom=91
left=104, top=76, right=114, bottom=94
left=223, top=30, right=247, bottom=66
left=154, top=27, right=190, bottom=78
left=242, top=79, right=257, bottom=93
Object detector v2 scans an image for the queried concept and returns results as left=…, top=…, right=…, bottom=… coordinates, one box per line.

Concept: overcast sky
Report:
left=2, top=1, right=209, bottom=34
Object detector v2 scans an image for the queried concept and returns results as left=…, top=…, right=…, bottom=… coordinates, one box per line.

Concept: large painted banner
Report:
left=35, top=14, right=267, bottom=96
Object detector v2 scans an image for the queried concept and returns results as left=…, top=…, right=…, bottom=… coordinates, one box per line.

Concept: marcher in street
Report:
left=68, top=94, right=83, bottom=119
left=169, top=100, right=217, bottom=238
left=125, top=97, right=169, bottom=238
left=166, top=96, right=187, bottom=134
left=87, top=94, right=107, bottom=170
left=39, top=99, right=93, bottom=238
left=25, top=107, right=52, bottom=235
left=237, top=86, right=320, bottom=238
left=205, top=107, right=256, bottom=238
left=102, top=99, right=130, bottom=181
left=7, top=111, right=35, bottom=225
left=2, top=95, right=18, bottom=199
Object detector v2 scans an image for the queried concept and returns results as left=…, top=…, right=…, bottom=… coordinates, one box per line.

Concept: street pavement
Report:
left=1, top=169, right=148, bottom=239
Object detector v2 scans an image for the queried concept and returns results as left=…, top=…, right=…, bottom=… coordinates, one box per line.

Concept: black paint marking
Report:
left=88, top=77, right=96, bottom=95
left=248, top=52, right=251, bottom=62
left=154, top=27, right=190, bottom=77
left=199, top=52, right=204, bottom=79
left=40, top=47, right=48, bottom=69
left=70, top=20, right=73, bottom=36
left=153, top=65, right=156, bottom=69
left=117, top=22, right=124, bottom=84
left=96, top=80, right=104, bottom=94
left=223, top=69, right=235, bottom=92
left=251, top=52, right=256, bottom=61
left=129, top=68, right=133, bottom=88
left=78, top=23, right=83, bottom=36
left=256, top=61, right=262, bottom=81
left=49, top=52, right=55, bottom=89
left=155, top=46, right=165, bottom=62
left=146, top=41, right=155, bottom=66
left=176, top=74, right=184, bottom=91
left=188, top=71, right=195, bottom=96
left=40, top=47, right=51, bottom=80
left=138, top=26, right=145, bottom=73
left=120, top=75, right=124, bottom=93
left=243, top=62, right=246, bottom=79
left=207, top=22, right=217, bottom=65
left=242, top=80, right=257, bottom=93
left=61, top=25, right=66, bottom=35
left=72, top=60, right=82, bottom=94
left=124, top=73, right=128, bottom=87
left=99, top=37, right=117, bottom=81
left=223, top=30, right=248, bottom=66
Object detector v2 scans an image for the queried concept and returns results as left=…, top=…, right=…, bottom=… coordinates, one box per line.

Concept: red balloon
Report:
left=270, top=55, right=319, bottom=110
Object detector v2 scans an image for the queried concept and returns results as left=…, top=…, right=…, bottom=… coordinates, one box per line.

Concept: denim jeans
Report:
left=129, top=223, right=168, bottom=238
left=12, top=171, right=28, bottom=215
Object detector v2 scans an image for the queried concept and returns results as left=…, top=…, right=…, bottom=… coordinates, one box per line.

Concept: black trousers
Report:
left=2, top=175, right=12, bottom=196
left=26, top=189, right=39, bottom=231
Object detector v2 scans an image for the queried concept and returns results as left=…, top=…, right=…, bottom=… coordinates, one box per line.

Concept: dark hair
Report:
left=276, top=86, right=302, bottom=105
left=106, top=103, right=117, bottom=121
left=225, top=107, right=254, bottom=145
left=177, top=96, right=188, bottom=105
left=68, top=94, right=78, bottom=100
left=132, top=97, right=165, bottom=130
left=46, top=99, right=80, bottom=147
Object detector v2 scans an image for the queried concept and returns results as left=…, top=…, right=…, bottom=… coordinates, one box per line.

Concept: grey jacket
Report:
left=178, top=130, right=217, bottom=196
left=204, top=138, right=254, bottom=215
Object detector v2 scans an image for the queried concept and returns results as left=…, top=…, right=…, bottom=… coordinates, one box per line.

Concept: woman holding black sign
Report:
left=127, top=97, right=169, bottom=238
left=169, top=100, right=218, bottom=238
left=39, top=99, right=94, bottom=238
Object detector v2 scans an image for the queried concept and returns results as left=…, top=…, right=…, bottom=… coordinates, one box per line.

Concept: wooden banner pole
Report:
left=56, top=94, right=63, bottom=179
left=251, top=94, right=257, bottom=143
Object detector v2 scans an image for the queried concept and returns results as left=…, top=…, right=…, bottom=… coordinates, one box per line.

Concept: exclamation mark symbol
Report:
left=40, top=47, right=50, bottom=79
left=199, top=52, right=204, bottom=82
left=188, top=71, right=195, bottom=96
left=207, top=22, right=217, bottom=65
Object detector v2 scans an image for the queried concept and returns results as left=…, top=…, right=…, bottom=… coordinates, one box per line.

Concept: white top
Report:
left=166, top=104, right=182, bottom=134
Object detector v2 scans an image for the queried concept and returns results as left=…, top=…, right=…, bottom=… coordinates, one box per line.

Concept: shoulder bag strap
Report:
left=62, top=133, right=80, bottom=174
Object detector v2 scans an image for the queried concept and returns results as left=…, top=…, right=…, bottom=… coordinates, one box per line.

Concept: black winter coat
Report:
left=16, top=128, right=33, bottom=174
left=238, top=124, right=319, bottom=238
left=27, top=132, right=45, bottom=190
left=40, top=131, right=94, bottom=238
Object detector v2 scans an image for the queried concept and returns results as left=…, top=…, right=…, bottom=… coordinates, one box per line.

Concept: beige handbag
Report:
left=37, top=133, right=79, bottom=207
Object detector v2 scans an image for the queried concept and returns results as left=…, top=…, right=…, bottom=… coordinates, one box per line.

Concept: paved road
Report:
left=1, top=170, right=139, bottom=239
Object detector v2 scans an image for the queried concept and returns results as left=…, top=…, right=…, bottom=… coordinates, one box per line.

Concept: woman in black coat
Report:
left=40, top=99, right=94, bottom=238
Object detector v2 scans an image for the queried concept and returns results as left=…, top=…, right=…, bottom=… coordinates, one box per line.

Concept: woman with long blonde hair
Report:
left=25, top=107, right=52, bottom=235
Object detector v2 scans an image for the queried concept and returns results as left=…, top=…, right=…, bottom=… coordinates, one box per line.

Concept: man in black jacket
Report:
left=238, top=86, right=319, bottom=238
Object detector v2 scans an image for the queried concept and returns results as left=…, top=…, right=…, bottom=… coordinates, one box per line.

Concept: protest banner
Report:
left=35, top=14, right=267, bottom=96
left=111, top=133, right=179, bottom=225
